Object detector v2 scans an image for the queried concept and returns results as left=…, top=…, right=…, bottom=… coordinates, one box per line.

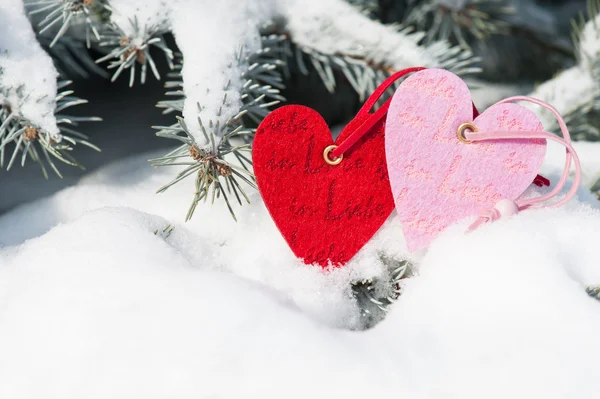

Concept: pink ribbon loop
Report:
left=466, top=96, right=582, bottom=231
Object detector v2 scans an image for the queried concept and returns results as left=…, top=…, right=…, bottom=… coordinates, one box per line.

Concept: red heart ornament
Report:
left=253, top=105, right=394, bottom=267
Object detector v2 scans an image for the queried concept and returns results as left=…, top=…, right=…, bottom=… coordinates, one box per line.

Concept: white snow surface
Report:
left=0, top=0, right=60, bottom=138
left=169, top=0, right=276, bottom=145
left=1, top=141, right=600, bottom=397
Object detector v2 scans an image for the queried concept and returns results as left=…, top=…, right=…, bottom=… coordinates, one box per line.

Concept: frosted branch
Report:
left=0, top=0, right=60, bottom=139
left=97, top=0, right=173, bottom=86
left=169, top=0, right=277, bottom=147
left=283, top=0, right=478, bottom=74
left=528, top=7, right=600, bottom=138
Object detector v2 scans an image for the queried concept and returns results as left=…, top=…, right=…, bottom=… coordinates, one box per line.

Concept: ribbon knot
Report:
left=479, top=207, right=502, bottom=224
left=470, top=199, right=520, bottom=231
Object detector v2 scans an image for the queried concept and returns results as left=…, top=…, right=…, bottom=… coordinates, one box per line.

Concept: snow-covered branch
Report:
left=166, top=0, right=477, bottom=145
left=0, top=0, right=101, bottom=177
left=169, top=0, right=277, bottom=146
left=404, top=0, right=514, bottom=48
left=0, top=0, right=60, bottom=139
left=529, top=8, right=600, bottom=139
left=151, top=0, right=478, bottom=220
left=283, top=0, right=474, bottom=71
left=97, top=0, right=173, bottom=86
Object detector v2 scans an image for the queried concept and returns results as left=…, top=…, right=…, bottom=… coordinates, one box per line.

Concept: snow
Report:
left=1, top=135, right=600, bottom=397
left=169, top=0, right=276, bottom=145
left=0, top=0, right=60, bottom=138
left=528, top=67, right=599, bottom=129
left=108, top=0, right=172, bottom=37
left=283, top=0, right=438, bottom=70
left=0, top=149, right=407, bottom=329
left=578, top=11, right=600, bottom=75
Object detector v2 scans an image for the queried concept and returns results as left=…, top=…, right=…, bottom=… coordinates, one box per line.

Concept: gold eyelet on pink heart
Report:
left=457, top=122, right=478, bottom=144
left=323, top=145, right=343, bottom=165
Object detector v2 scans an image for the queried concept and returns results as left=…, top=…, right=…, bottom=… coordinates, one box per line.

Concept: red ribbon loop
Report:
left=331, top=67, right=426, bottom=159
left=330, top=67, right=548, bottom=186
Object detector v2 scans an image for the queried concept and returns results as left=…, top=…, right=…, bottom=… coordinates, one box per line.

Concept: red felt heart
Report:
left=253, top=105, right=394, bottom=267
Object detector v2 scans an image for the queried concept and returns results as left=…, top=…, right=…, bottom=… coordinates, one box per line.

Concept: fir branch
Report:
left=281, top=0, right=480, bottom=103
left=556, top=96, right=600, bottom=141
left=574, top=0, right=600, bottom=80
left=291, top=42, right=393, bottom=102
left=156, top=52, right=183, bottom=115
left=0, top=80, right=101, bottom=178
left=151, top=105, right=256, bottom=222
left=96, top=17, right=174, bottom=87
left=236, top=34, right=287, bottom=126
left=586, top=285, right=600, bottom=301
left=405, top=0, right=514, bottom=49
left=287, top=29, right=479, bottom=105
left=351, top=257, right=413, bottom=329
left=1, top=0, right=64, bottom=138
left=159, top=32, right=287, bottom=128
left=25, top=0, right=108, bottom=48
left=537, top=0, right=600, bottom=141
left=153, top=35, right=286, bottom=221
left=38, top=34, right=108, bottom=79
left=558, top=0, right=600, bottom=141
left=346, top=0, right=381, bottom=19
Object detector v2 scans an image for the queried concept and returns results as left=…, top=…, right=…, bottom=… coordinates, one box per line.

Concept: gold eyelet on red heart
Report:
left=323, top=145, right=343, bottom=166
left=457, top=122, right=478, bottom=144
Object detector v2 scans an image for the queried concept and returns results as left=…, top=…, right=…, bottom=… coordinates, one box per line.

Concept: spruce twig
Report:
left=152, top=34, right=286, bottom=221
left=38, top=34, right=109, bottom=79
left=0, top=80, right=101, bottom=178
left=351, top=257, right=413, bottom=329
left=96, top=16, right=174, bottom=87
left=558, top=0, right=600, bottom=141
left=586, top=285, right=600, bottom=301
left=25, top=0, right=109, bottom=48
left=284, top=22, right=480, bottom=104
left=151, top=106, right=256, bottom=222
left=405, top=0, right=514, bottom=49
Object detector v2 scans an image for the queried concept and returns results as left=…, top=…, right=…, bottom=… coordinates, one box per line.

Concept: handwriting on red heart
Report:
left=253, top=105, right=394, bottom=267
left=385, top=69, right=547, bottom=252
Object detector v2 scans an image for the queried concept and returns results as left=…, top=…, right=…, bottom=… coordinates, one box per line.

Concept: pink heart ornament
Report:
left=385, top=69, right=546, bottom=252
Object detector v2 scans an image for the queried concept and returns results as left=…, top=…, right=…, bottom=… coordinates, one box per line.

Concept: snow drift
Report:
left=0, top=142, right=600, bottom=398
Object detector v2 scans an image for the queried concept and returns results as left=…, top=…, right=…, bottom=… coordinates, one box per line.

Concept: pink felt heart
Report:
left=385, top=69, right=547, bottom=252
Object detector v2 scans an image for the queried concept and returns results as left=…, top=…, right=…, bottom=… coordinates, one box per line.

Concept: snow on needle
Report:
left=151, top=107, right=256, bottom=222
left=152, top=37, right=286, bottom=221
left=0, top=81, right=101, bottom=178
left=96, top=17, right=174, bottom=87
left=351, top=258, right=413, bottom=329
